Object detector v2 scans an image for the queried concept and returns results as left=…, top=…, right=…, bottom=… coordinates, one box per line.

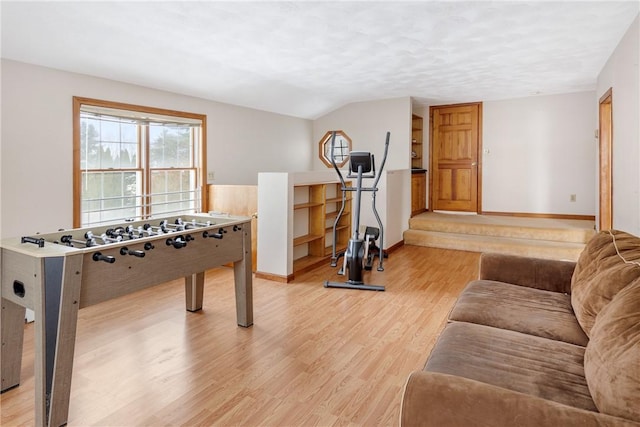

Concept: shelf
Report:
left=293, top=234, right=323, bottom=246
left=326, top=196, right=346, bottom=204
left=411, top=114, right=424, bottom=171
left=325, top=210, right=350, bottom=220
left=325, top=244, right=347, bottom=256
left=325, top=224, right=349, bottom=233
left=294, top=201, right=323, bottom=210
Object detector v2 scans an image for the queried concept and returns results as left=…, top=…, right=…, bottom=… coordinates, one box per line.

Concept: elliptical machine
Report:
left=324, top=131, right=390, bottom=292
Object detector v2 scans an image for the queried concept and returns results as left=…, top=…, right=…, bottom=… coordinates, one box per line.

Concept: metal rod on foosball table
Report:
left=85, top=231, right=122, bottom=245
left=189, top=219, right=213, bottom=228
left=123, top=225, right=146, bottom=240
left=59, top=235, right=94, bottom=247
left=141, top=224, right=165, bottom=236
left=159, top=219, right=189, bottom=233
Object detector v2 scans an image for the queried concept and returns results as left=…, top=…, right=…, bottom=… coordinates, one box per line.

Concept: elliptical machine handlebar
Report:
left=372, top=131, right=390, bottom=189
left=329, top=131, right=347, bottom=188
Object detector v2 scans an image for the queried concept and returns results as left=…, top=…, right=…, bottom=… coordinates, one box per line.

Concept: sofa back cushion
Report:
left=571, top=230, right=640, bottom=336
left=584, top=279, right=640, bottom=421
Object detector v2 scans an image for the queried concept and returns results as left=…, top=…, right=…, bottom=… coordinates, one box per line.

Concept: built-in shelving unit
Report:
left=293, top=181, right=352, bottom=274
left=411, top=114, right=423, bottom=169
left=411, top=114, right=427, bottom=216
left=257, top=171, right=352, bottom=282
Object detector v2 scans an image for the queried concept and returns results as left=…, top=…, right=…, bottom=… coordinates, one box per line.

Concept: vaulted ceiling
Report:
left=1, top=1, right=638, bottom=119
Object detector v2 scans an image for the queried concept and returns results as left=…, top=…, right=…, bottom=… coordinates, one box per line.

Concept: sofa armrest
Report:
left=479, top=253, right=576, bottom=294
left=401, top=371, right=639, bottom=427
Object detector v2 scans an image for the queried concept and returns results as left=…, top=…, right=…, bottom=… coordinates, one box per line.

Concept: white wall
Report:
left=0, top=59, right=312, bottom=237
left=312, top=97, right=412, bottom=248
left=482, top=91, right=596, bottom=215
left=385, top=169, right=411, bottom=246
left=596, top=15, right=640, bottom=235
left=312, top=97, right=412, bottom=172
left=0, top=63, right=3, bottom=239
left=256, top=172, right=291, bottom=276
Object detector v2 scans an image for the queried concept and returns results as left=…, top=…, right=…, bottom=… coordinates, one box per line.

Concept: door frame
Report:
left=429, top=102, right=483, bottom=213
left=598, top=88, right=613, bottom=231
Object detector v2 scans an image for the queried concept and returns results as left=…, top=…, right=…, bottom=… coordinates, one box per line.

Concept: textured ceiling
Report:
left=1, top=1, right=638, bottom=119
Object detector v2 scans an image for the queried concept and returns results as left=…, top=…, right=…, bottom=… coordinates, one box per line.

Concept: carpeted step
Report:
left=403, top=229, right=586, bottom=261
left=408, top=215, right=595, bottom=244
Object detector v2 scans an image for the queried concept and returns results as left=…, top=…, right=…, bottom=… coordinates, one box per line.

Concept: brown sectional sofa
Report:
left=401, top=230, right=640, bottom=426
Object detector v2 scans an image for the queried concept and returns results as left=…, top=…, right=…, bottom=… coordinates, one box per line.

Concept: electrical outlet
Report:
left=570, top=194, right=576, bottom=202
left=207, top=171, right=215, bottom=182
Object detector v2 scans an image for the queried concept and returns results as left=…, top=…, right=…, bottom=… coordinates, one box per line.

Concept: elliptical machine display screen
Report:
left=348, top=151, right=374, bottom=176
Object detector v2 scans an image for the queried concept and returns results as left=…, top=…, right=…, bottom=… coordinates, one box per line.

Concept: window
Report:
left=318, top=130, right=352, bottom=168
left=73, top=97, right=207, bottom=227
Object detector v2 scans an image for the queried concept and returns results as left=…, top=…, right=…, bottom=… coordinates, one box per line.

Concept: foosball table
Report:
left=0, top=213, right=253, bottom=427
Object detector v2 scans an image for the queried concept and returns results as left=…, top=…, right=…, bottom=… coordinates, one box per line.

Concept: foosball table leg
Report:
left=46, top=255, right=83, bottom=427
left=1, top=297, right=25, bottom=392
left=233, top=228, right=253, bottom=327
left=185, top=272, right=205, bottom=312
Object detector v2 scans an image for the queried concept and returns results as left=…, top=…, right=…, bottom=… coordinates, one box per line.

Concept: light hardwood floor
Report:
left=1, top=246, right=480, bottom=426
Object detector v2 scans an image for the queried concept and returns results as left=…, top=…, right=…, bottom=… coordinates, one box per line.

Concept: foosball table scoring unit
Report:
left=0, top=213, right=253, bottom=427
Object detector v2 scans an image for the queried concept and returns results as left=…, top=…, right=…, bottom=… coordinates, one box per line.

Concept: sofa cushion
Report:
left=571, top=230, right=640, bottom=336
left=479, top=253, right=575, bottom=294
left=425, top=322, right=596, bottom=412
left=401, top=371, right=640, bottom=427
left=584, top=279, right=640, bottom=421
left=449, top=280, right=588, bottom=346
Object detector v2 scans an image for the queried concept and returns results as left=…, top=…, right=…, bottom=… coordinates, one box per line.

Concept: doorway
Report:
left=598, top=88, right=613, bottom=231
left=430, top=102, right=482, bottom=212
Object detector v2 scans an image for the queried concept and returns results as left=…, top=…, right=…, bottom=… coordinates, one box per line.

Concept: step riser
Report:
left=408, top=219, right=594, bottom=243
left=403, top=230, right=585, bottom=261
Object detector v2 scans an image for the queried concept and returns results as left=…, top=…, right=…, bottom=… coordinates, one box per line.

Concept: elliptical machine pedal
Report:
left=363, top=226, right=383, bottom=271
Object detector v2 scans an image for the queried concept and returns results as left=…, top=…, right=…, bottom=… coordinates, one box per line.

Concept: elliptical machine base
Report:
left=324, top=237, right=384, bottom=291
left=324, top=280, right=385, bottom=291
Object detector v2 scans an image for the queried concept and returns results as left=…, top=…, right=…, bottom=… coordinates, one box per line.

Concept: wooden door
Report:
left=208, top=185, right=258, bottom=271
left=430, top=103, right=481, bottom=212
left=599, top=89, right=613, bottom=231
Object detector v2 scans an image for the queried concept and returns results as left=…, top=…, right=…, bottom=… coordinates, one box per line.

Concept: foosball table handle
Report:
left=21, top=236, right=45, bottom=248
left=92, top=252, right=116, bottom=263
left=119, top=247, right=146, bottom=257
left=202, top=228, right=226, bottom=239
left=166, top=238, right=187, bottom=249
